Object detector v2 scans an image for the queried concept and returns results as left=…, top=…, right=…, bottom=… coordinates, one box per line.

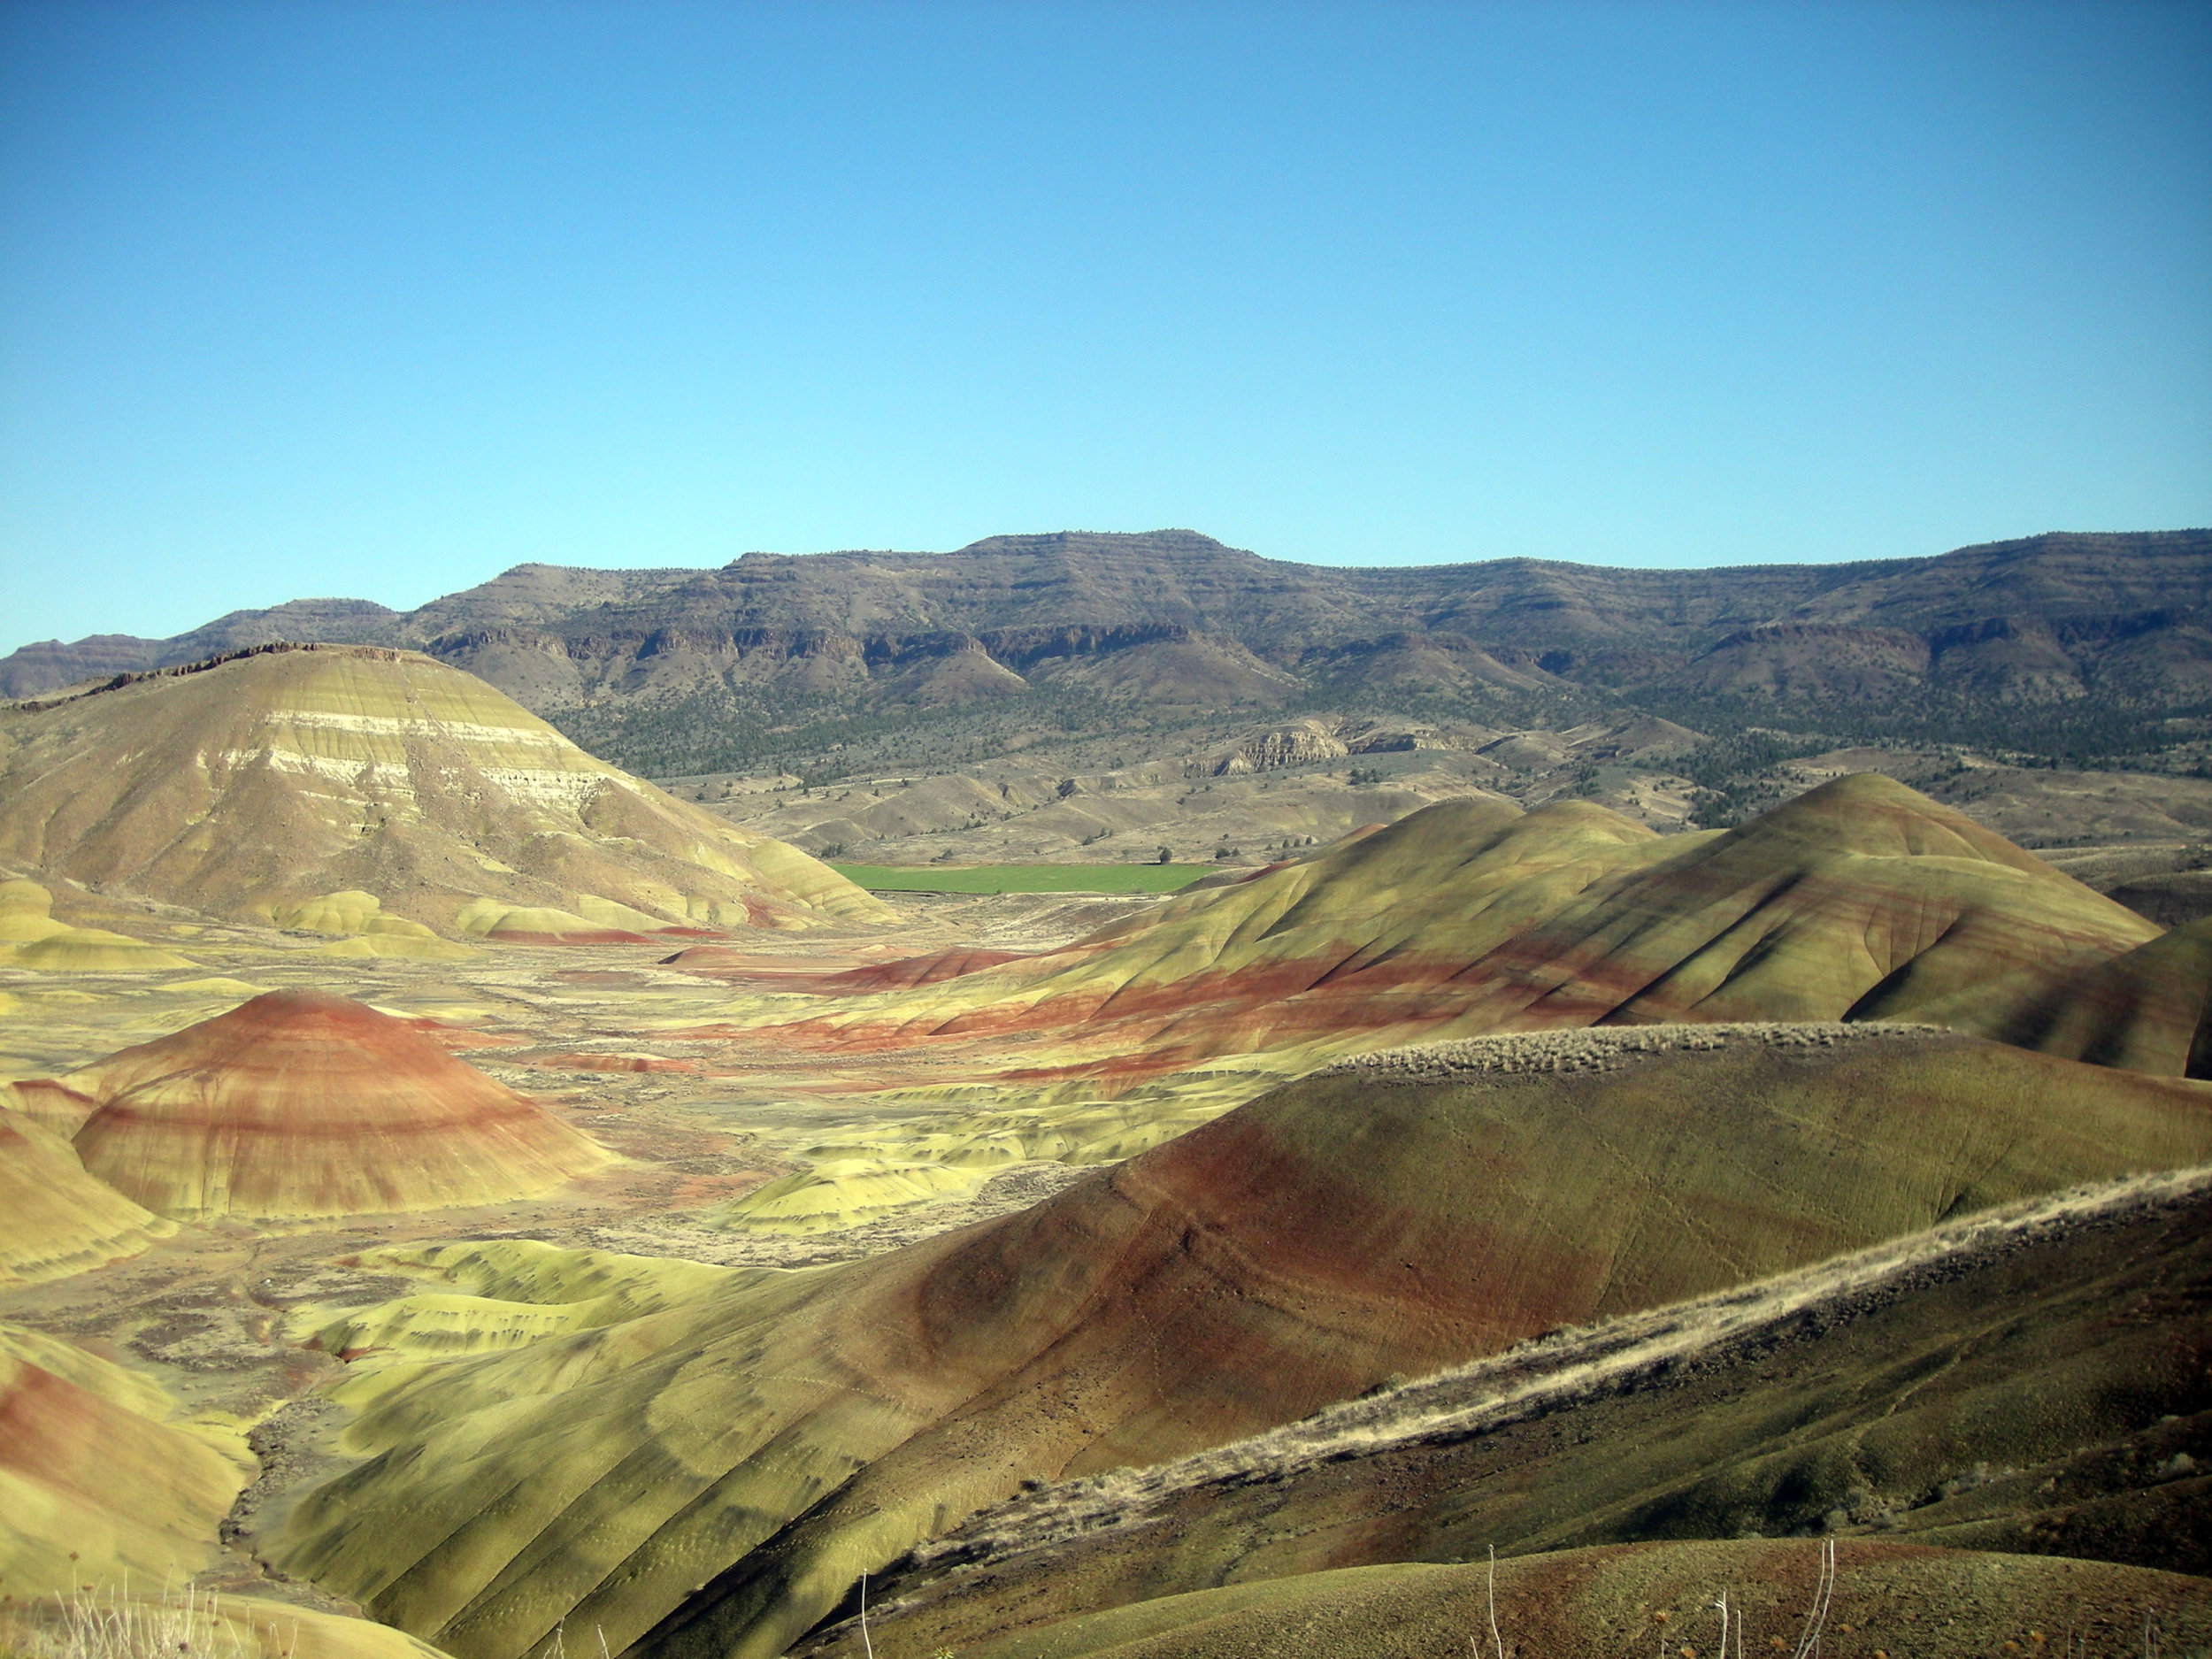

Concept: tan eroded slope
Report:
left=0, top=646, right=888, bottom=936
left=270, top=1026, right=2212, bottom=1659
left=59, top=990, right=615, bottom=1219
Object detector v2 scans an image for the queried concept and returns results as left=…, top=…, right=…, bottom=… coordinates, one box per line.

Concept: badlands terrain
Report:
left=1, top=532, right=2209, bottom=1659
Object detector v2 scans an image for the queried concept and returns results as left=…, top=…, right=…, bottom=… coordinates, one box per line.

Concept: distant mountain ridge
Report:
left=7, top=528, right=2206, bottom=774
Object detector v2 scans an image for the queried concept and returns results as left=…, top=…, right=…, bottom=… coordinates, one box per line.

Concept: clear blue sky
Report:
left=3, top=1, right=2208, bottom=654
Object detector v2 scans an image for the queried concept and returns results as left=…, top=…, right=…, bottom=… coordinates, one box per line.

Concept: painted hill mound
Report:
left=0, top=644, right=887, bottom=937
left=57, top=990, right=614, bottom=1218
left=269, top=1026, right=2212, bottom=1659
left=761, top=774, right=2160, bottom=1079
left=0, top=876, right=199, bottom=972
left=833, top=1171, right=2212, bottom=1656
left=1937, top=916, right=2212, bottom=1079
left=0, top=1105, right=172, bottom=1283
left=0, top=1319, right=245, bottom=1594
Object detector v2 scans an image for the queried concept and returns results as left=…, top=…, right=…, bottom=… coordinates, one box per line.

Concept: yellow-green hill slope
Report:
left=764, top=774, right=2159, bottom=1075
left=1932, top=914, right=2212, bottom=1079
left=270, top=1027, right=2212, bottom=1659
left=0, top=1105, right=173, bottom=1284
left=0, top=1319, right=247, bottom=1594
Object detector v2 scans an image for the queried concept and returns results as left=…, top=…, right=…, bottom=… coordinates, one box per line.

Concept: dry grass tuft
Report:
left=0, top=1584, right=273, bottom=1659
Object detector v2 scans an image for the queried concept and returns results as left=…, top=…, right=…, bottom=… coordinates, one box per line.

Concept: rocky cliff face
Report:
left=7, top=528, right=2206, bottom=779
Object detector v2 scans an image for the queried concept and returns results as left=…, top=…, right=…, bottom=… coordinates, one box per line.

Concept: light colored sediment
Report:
left=0, top=644, right=887, bottom=941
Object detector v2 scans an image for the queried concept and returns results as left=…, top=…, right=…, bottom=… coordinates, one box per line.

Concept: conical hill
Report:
left=767, top=775, right=2160, bottom=1072
left=60, top=990, right=614, bottom=1218
left=270, top=1026, right=2212, bottom=1659
left=0, top=645, right=888, bottom=937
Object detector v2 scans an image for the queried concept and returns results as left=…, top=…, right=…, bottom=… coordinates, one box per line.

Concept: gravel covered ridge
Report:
left=1318, top=1019, right=1945, bottom=1083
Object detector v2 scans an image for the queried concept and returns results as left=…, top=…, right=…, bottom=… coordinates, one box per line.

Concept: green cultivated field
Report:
left=829, top=862, right=1215, bottom=895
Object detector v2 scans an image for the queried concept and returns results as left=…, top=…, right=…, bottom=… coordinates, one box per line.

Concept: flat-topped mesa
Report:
left=0, top=643, right=889, bottom=938
left=61, top=990, right=614, bottom=1219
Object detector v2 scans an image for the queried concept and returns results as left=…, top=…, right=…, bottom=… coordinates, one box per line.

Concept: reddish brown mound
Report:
left=60, top=990, right=614, bottom=1218
left=815, top=948, right=1032, bottom=992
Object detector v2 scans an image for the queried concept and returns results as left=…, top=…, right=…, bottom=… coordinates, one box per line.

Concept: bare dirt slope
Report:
left=830, top=1171, right=2212, bottom=1657
left=264, top=1026, right=2212, bottom=1659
